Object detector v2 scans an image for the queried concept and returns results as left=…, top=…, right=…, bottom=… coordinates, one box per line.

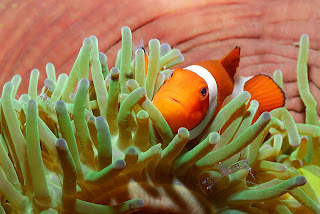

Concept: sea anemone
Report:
left=0, top=26, right=319, bottom=214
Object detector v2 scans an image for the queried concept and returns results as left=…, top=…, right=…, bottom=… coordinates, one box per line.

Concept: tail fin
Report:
left=244, top=74, right=285, bottom=122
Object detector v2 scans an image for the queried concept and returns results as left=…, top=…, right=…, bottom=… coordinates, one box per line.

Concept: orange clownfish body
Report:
left=152, top=47, right=285, bottom=139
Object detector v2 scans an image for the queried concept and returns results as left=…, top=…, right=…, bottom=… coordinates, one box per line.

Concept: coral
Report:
left=0, top=27, right=319, bottom=214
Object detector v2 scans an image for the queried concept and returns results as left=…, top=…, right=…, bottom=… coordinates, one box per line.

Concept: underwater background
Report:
left=0, top=0, right=320, bottom=213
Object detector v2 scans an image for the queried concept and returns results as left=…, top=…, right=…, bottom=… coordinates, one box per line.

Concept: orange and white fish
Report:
left=152, top=47, right=285, bottom=139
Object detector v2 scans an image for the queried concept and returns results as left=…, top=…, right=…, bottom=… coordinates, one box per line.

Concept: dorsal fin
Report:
left=219, top=46, right=240, bottom=80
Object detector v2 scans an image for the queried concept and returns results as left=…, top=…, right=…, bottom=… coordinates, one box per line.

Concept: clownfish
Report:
left=152, top=47, right=285, bottom=140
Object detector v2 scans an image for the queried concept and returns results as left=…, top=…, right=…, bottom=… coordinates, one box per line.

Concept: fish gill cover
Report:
left=0, top=27, right=319, bottom=214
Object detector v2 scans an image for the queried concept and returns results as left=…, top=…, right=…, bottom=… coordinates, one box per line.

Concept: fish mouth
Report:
left=168, top=96, right=186, bottom=110
left=168, top=96, right=183, bottom=105
left=170, top=97, right=181, bottom=104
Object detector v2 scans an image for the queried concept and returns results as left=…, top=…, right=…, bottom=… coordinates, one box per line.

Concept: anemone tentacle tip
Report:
left=177, top=127, right=190, bottom=138
left=126, top=146, right=138, bottom=155
left=82, top=38, right=93, bottom=48
left=114, top=159, right=126, bottom=169
left=261, top=111, right=271, bottom=121
left=301, top=33, right=309, bottom=40
left=296, top=175, right=307, bottom=186
left=55, top=138, right=68, bottom=151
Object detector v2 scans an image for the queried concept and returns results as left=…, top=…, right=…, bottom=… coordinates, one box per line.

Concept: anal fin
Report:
left=244, top=74, right=285, bottom=122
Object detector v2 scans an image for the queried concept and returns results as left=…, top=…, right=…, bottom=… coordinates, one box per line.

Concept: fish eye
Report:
left=201, top=88, right=207, bottom=96
left=170, top=71, right=174, bottom=77
left=200, top=87, right=208, bottom=98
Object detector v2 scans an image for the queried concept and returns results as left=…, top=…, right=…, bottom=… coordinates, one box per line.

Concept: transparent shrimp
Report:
left=217, top=159, right=255, bottom=179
